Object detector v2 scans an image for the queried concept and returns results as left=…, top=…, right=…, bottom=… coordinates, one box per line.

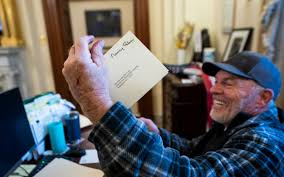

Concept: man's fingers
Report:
left=139, top=117, right=151, bottom=125
left=62, top=65, right=75, bottom=87
left=68, top=45, right=75, bottom=56
left=74, top=36, right=94, bottom=60
left=62, top=58, right=79, bottom=89
left=90, top=40, right=105, bottom=66
left=91, top=40, right=104, bottom=55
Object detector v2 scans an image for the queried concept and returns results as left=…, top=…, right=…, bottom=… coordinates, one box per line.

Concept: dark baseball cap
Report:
left=202, top=51, right=282, bottom=100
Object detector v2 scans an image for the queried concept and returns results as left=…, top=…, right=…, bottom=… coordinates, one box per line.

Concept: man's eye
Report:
left=214, top=80, right=234, bottom=87
left=225, top=82, right=234, bottom=86
left=222, top=81, right=234, bottom=86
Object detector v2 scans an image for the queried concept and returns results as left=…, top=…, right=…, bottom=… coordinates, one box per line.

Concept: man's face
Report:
left=210, top=70, right=261, bottom=126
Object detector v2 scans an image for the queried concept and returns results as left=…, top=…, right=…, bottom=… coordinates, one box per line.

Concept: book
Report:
left=105, top=31, right=168, bottom=108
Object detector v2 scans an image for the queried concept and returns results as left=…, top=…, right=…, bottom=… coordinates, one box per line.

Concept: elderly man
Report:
left=63, top=36, right=284, bottom=177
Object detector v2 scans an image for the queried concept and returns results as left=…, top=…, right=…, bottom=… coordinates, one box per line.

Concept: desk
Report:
left=162, top=73, right=207, bottom=139
left=23, top=125, right=101, bottom=171
left=80, top=126, right=95, bottom=149
left=77, top=126, right=101, bottom=169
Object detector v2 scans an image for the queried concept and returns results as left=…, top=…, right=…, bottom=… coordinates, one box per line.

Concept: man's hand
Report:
left=139, top=117, right=160, bottom=134
left=62, top=36, right=113, bottom=122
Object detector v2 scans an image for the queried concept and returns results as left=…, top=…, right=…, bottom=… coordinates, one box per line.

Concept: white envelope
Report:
left=105, top=31, right=168, bottom=108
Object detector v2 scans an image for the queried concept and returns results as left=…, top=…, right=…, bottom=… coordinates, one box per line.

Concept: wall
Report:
left=149, top=0, right=264, bottom=121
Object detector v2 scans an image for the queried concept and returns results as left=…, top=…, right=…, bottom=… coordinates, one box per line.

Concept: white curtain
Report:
left=149, top=0, right=187, bottom=125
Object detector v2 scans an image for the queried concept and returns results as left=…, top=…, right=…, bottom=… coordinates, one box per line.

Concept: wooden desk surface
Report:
left=21, top=125, right=104, bottom=176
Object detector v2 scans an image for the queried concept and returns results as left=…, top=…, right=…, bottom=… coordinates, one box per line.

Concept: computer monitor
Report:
left=0, top=88, right=35, bottom=177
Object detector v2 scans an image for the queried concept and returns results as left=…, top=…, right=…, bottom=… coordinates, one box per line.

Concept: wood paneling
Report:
left=42, top=0, right=74, bottom=104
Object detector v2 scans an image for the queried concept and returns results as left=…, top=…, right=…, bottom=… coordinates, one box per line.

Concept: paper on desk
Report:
left=9, top=164, right=36, bottom=177
left=34, top=158, right=104, bottom=177
left=105, top=31, right=168, bottom=108
left=79, top=114, right=93, bottom=128
left=79, top=149, right=99, bottom=164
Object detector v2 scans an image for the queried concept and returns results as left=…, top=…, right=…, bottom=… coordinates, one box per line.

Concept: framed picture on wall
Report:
left=0, top=0, right=23, bottom=47
left=69, top=0, right=135, bottom=48
left=222, top=28, right=253, bottom=61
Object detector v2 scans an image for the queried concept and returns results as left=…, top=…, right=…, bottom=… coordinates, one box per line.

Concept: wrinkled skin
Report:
left=210, top=70, right=270, bottom=127
left=62, top=36, right=113, bottom=123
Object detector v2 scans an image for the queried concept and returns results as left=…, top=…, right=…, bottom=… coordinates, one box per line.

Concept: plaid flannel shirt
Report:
left=88, top=102, right=284, bottom=177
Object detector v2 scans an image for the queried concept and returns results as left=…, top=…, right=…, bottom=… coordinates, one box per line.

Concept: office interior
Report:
left=0, top=0, right=283, bottom=175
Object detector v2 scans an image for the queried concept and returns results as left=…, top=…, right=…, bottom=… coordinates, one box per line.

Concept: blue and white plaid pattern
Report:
left=89, top=102, right=284, bottom=177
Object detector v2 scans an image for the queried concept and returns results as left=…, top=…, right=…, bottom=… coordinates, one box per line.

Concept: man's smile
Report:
left=212, top=98, right=227, bottom=110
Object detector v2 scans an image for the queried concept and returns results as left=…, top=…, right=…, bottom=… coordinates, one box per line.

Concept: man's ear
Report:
left=256, top=89, right=274, bottom=108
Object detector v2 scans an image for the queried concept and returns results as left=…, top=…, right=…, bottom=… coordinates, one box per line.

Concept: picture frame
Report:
left=222, top=28, right=253, bottom=61
left=0, top=2, right=7, bottom=37
left=69, top=0, right=135, bottom=48
left=0, top=0, right=23, bottom=47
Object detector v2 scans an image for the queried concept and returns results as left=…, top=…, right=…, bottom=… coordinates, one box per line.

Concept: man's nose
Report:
left=210, top=83, right=223, bottom=94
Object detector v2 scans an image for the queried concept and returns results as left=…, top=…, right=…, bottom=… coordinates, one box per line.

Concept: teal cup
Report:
left=47, top=121, right=67, bottom=154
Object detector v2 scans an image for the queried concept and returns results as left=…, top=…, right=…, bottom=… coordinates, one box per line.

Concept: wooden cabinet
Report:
left=162, top=73, right=207, bottom=139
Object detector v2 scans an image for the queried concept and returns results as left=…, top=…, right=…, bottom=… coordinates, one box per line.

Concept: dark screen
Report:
left=0, top=88, right=35, bottom=177
left=85, top=9, right=122, bottom=37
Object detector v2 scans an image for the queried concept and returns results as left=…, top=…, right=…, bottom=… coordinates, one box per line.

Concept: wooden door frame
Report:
left=42, top=0, right=153, bottom=117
